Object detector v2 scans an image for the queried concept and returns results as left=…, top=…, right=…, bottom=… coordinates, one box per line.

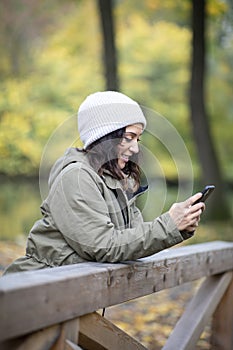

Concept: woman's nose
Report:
left=129, top=140, right=139, bottom=154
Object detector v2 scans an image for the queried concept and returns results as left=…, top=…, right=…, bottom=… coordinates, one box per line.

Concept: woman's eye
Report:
left=124, top=137, right=133, bottom=143
left=123, top=134, right=133, bottom=142
left=123, top=136, right=141, bottom=143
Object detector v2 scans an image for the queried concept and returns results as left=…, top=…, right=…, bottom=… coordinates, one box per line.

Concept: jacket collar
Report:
left=101, top=172, right=124, bottom=190
left=101, top=171, right=148, bottom=201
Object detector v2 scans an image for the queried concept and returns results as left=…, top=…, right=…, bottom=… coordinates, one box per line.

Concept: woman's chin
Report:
left=118, top=160, right=126, bottom=169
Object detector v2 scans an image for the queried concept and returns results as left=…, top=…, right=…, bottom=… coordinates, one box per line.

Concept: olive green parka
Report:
left=4, top=148, right=191, bottom=274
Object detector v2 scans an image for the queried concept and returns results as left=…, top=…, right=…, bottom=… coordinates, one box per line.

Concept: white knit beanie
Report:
left=77, top=91, right=147, bottom=149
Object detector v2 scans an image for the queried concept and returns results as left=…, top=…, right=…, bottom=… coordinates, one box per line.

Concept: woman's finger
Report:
left=186, top=192, right=202, bottom=207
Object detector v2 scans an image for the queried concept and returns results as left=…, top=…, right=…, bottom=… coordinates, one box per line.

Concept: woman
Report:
left=3, top=91, right=204, bottom=274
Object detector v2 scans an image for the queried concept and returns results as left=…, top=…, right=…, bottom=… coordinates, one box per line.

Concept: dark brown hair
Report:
left=83, top=127, right=141, bottom=190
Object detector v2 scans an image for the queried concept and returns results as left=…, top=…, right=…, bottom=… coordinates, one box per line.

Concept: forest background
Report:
left=0, top=0, right=233, bottom=241
left=0, top=1, right=233, bottom=349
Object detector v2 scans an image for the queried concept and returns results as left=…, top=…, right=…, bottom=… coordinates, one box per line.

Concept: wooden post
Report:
left=211, top=276, right=233, bottom=349
left=78, top=312, right=147, bottom=350
left=0, top=318, right=80, bottom=350
left=51, top=318, right=79, bottom=350
left=0, top=324, right=61, bottom=350
left=1, top=242, right=233, bottom=348
left=162, top=272, right=233, bottom=350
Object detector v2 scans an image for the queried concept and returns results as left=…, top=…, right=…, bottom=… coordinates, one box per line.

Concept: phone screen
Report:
left=193, top=185, right=215, bottom=205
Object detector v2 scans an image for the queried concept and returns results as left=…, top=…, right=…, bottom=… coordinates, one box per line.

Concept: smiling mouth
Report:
left=121, top=154, right=131, bottom=162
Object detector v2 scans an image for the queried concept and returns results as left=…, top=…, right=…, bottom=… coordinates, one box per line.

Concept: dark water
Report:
left=0, top=178, right=42, bottom=241
left=0, top=176, right=178, bottom=241
left=0, top=178, right=232, bottom=243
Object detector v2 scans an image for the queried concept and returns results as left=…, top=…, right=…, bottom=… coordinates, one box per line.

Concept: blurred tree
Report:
left=0, top=0, right=77, bottom=78
left=190, top=0, right=230, bottom=219
left=97, top=0, right=119, bottom=90
left=0, top=0, right=104, bottom=176
left=0, top=0, right=232, bottom=200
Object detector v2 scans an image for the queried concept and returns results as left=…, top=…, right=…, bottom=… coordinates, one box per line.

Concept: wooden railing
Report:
left=0, top=240, right=233, bottom=350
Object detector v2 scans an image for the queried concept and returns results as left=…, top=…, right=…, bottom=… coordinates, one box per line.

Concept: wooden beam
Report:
left=0, top=324, right=61, bottom=350
left=162, top=271, right=233, bottom=350
left=65, top=339, right=83, bottom=350
left=51, top=318, right=79, bottom=350
left=1, top=241, right=233, bottom=341
left=0, top=317, right=80, bottom=350
left=78, top=312, right=147, bottom=350
left=211, top=276, right=233, bottom=349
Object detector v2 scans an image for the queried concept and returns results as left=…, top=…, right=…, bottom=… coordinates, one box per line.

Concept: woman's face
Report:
left=117, top=123, right=143, bottom=170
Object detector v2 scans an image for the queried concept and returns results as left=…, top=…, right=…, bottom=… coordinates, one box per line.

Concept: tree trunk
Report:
left=190, top=0, right=230, bottom=220
left=97, top=0, right=119, bottom=91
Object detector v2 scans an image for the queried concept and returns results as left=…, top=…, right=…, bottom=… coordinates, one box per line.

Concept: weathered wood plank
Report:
left=65, top=340, right=83, bottom=350
left=51, top=318, right=79, bottom=350
left=162, top=271, right=233, bottom=350
left=0, top=318, right=80, bottom=350
left=0, top=241, right=233, bottom=341
left=0, top=324, right=61, bottom=350
left=211, top=276, right=233, bottom=349
left=78, top=312, right=147, bottom=350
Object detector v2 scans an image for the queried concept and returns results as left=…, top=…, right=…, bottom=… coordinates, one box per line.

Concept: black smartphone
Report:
left=193, top=185, right=215, bottom=205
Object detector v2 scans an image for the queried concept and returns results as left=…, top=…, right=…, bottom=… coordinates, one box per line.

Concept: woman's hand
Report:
left=169, top=193, right=205, bottom=232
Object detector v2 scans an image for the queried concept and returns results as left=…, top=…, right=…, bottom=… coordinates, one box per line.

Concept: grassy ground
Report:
left=0, top=221, right=232, bottom=349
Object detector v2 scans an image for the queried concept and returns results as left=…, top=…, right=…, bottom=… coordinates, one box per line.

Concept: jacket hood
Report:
left=48, top=147, right=148, bottom=197
left=48, top=148, right=87, bottom=189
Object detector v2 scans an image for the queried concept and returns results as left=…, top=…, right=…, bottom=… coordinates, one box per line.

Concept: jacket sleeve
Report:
left=49, top=166, right=186, bottom=262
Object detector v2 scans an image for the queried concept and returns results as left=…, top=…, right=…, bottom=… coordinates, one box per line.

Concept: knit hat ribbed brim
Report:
left=77, top=91, right=147, bottom=149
